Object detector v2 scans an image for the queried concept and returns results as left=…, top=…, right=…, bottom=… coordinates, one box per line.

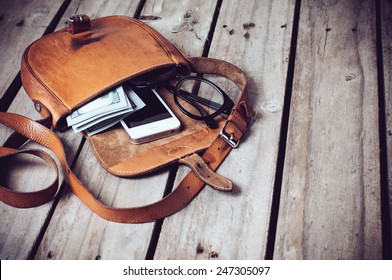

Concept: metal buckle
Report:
left=220, top=122, right=240, bottom=148
left=65, top=14, right=90, bottom=34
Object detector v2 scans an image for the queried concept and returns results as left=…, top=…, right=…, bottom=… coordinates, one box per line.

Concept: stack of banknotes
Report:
left=66, top=85, right=145, bottom=136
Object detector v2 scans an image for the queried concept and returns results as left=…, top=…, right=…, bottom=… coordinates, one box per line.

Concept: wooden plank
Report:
left=33, top=0, right=218, bottom=259
left=274, top=0, right=382, bottom=259
left=0, top=0, right=73, bottom=260
left=34, top=142, right=172, bottom=260
left=28, top=0, right=153, bottom=260
left=0, top=0, right=65, bottom=139
left=154, top=0, right=295, bottom=259
left=0, top=0, right=66, bottom=100
left=57, top=0, right=142, bottom=23
left=1, top=0, right=147, bottom=260
left=380, top=0, right=392, bottom=246
left=140, top=0, right=218, bottom=57
left=0, top=103, right=83, bottom=260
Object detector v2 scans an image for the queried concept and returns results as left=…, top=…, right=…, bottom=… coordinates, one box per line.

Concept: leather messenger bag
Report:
left=0, top=15, right=254, bottom=223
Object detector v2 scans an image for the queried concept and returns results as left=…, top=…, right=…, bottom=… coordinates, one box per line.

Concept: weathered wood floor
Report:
left=1, top=0, right=391, bottom=260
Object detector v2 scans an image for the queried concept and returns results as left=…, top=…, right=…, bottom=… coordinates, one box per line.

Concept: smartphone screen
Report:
left=122, top=87, right=172, bottom=128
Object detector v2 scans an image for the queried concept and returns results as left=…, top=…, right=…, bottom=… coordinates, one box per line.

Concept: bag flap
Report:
left=21, top=16, right=190, bottom=129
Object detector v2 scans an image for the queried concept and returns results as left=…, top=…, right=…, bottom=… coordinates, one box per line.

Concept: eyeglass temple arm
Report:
left=164, top=83, right=233, bottom=116
left=177, top=89, right=221, bottom=110
left=176, top=91, right=210, bottom=118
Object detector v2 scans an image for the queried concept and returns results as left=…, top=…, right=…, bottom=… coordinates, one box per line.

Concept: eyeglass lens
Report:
left=176, top=77, right=225, bottom=119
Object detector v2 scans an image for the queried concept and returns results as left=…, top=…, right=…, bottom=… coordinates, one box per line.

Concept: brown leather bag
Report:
left=0, top=15, right=253, bottom=223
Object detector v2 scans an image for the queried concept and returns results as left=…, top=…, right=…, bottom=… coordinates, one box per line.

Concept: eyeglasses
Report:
left=165, top=76, right=234, bottom=128
left=127, top=70, right=235, bottom=128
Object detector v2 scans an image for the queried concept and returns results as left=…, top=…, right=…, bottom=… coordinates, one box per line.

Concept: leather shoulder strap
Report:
left=0, top=57, right=253, bottom=223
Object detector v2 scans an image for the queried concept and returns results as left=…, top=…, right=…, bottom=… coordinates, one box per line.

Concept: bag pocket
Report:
left=86, top=84, right=225, bottom=177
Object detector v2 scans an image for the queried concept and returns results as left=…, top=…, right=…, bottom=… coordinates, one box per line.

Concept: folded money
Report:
left=66, top=85, right=145, bottom=135
left=85, top=86, right=145, bottom=136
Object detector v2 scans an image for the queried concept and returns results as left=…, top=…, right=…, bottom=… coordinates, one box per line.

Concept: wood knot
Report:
left=196, top=243, right=205, bottom=254
left=47, top=251, right=55, bottom=259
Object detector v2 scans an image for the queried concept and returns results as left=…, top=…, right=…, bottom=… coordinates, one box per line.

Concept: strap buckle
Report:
left=220, top=122, right=240, bottom=148
left=65, top=14, right=90, bottom=34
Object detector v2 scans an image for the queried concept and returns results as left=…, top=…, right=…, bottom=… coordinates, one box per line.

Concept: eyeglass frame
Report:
left=126, top=69, right=235, bottom=127
left=172, top=76, right=234, bottom=121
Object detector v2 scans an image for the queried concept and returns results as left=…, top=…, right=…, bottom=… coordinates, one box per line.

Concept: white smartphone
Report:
left=121, top=87, right=181, bottom=144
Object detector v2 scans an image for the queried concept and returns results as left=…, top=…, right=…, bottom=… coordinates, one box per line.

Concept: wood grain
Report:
left=30, top=0, right=160, bottom=260
left=381, top=0, right=392, bottom=248
left=274, top=0, right=382, bottom=259
left=0, top=0, right=65, bottom=100
left=33, top=0, right=219, bottom=259
left=57, top=0, right=142, bottom=26
left=34, top=141, right=171, bottom=260
left=1, top=0, right=388, bottom=260
left=140, top=0, right=218, bottom=57
left=154, top=0, right=295, bottom=259
left=0, top=0, right=73, bottom=260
